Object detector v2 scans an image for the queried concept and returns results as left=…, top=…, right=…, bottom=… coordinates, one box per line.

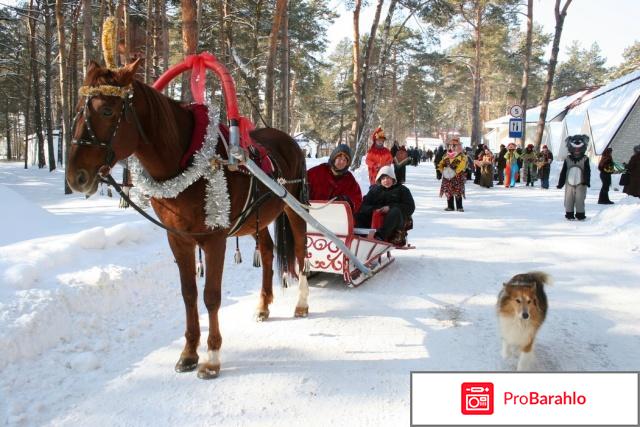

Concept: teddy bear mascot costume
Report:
left=557, top=135, right=591, bottom=220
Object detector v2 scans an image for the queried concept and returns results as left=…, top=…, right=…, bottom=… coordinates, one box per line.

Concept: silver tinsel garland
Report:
left=129, top=107, right=231, bottom=229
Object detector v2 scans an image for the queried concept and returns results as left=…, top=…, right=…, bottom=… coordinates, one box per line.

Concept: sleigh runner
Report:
left=305, top=200, right=405, bottom=287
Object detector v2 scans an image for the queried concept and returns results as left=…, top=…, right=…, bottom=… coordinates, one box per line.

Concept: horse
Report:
left=66, top=58, right=309, bottom=379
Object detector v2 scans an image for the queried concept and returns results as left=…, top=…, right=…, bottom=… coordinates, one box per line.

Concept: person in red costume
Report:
left=366, top=127, right=393, bottom=186
left=307, top=144, right=363, bottom=215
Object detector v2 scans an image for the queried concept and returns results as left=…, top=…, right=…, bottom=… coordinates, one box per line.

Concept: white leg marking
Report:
left=501, top=340, right=511, bottom=359
left=208, top=350, right=221, bottom=366
left=297, top=273, right=309, bottom=309
left=517, top=350, right=535, bottom=371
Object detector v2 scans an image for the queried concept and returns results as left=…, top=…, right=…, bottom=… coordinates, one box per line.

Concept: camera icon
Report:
left=461, top=382, right=494, bottom=415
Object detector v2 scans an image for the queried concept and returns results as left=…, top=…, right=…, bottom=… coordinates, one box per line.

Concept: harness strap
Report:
left=102, top=174, right=224, bottom=237
left=124, top=94, right=151, bottom=145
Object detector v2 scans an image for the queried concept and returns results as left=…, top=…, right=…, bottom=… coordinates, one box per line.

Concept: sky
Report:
left=326, top=0, right=640, bottom=67
left=1, top=157, right=640, bottom=426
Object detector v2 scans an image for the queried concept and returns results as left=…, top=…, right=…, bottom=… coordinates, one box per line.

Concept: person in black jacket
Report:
left=496, top=144, right=507, bottom=185
left=473, top=145, right=484, bottom=184
left=434, top=145, right=445, bottom=180
left=597, top=147, right=615, bottom=204
left=355, top=165, right=415, bottom=241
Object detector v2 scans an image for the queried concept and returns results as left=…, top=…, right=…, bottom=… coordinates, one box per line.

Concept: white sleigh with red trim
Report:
left=305, top=200, right=396, bottom=287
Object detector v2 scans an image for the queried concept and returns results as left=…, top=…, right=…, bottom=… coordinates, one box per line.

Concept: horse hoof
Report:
left=255, top=310, right=270, bottom=322
left=175, top=356, right=199, bottom=373
left=197, top=363, right=220, bottom=379
left=294, top=306, right=308, bottom=318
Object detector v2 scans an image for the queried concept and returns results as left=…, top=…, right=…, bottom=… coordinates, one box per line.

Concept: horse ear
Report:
left=119, top=57, right=143, bottom=82
left=87, top=60, right=101, bottom=73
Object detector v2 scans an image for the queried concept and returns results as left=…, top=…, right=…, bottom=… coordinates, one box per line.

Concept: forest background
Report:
left=0, top=0, right=638, bottom=179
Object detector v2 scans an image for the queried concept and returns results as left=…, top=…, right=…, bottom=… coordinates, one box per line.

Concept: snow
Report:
left=1, top=160, right=639, bottom=426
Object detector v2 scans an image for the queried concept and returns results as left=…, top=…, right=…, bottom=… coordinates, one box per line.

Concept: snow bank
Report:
left=0, top=221, right=158, bottom=370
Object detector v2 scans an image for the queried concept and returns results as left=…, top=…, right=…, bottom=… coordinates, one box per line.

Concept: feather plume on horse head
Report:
left=101, top=17, right=117, bottom=70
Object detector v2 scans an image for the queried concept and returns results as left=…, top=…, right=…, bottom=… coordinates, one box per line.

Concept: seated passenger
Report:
left=307, top=144, right=363, bottom=214
left=355, top=165, right=415, bottom=242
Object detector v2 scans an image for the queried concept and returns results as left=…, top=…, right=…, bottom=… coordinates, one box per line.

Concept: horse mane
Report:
left=82, top=64, right=186, bottom=162
left=132, top=80, right=186, bottom=161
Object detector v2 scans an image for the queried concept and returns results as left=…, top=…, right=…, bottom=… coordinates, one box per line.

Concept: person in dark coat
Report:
left=597, top=147, right=615, bottom=204
left=496, top=144, right=507, bottom=185
left=515, top=147, right=524, bottom=182
left=623, top=144, right=640, bottom=198
left=434, top=145, right=445, bottom=180
left=307, top=144, right=363, bottom=214
left=392, top=144, right=410, bottom=184
left=355, top=165, right=415, bottom=241
left=537, top=144, right=553, bottom=189
left=473, top=145, right=484, bottom=184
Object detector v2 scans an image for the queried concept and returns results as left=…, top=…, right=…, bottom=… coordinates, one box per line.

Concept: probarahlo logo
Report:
left=461, top=382, right=494, bottom=415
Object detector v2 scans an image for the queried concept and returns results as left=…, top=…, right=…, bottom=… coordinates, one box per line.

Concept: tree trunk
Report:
left=290, top=71, right=298, bottom=135
left=97, top=0, right=105, bottom=62
left=28, top=0, right=46, bottom=168
left=533, top=0, right=572, bottom=150
left=161, top=0, right=169, bottom=83
left=56, top=0, right=73, bottom=192
left=219, top=0, right=230, bottom=117
left=351, top=0, right=362, bottom=151
left=470, top=4, right=483, bottom=148
left=265, top=0, right=287, bottom=127
left=144, top=0, right=152, bottom=83
left=24, top=62, right=32, bottom=168
left=153, top=0, right=162, bottom=79
left=5, top=104, right=11, bottom=160
left=519, top=0, right=533, bottom=146
left=43, top=0, right=56, bottom=170
left=278, top=3, right=289, bottom=133
left=122, top=0, right=130, bottom=64
left=180, top=0, right=198, bottom=102
left=358, top=0, right=384, bottom=140
left=391, top=49, right=398, bottom=140
left=82, top=0, right=92, bottom=74
left=352, top=0, right=398, bottom=169
left=70, top=7, right=79, bottom=115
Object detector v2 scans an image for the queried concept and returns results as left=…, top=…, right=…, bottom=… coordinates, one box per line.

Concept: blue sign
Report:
left=509, top=118, right=523, bottom=138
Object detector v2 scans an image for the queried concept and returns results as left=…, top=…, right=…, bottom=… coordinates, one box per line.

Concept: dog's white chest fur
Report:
left=499, top=314, right=535, bottom=347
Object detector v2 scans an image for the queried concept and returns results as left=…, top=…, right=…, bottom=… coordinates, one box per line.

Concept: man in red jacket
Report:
left=366, top=127, right=393, bottom=185
left=307, top=144, right=363, bottom=215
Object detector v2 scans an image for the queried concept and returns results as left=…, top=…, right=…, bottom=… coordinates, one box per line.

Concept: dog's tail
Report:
left=526, top=271, right=552, bottom=288
left=527, top=271, right=551, bottom=318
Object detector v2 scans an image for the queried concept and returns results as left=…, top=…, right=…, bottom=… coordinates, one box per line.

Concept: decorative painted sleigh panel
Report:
left=305, top=201, right=394, bottom=287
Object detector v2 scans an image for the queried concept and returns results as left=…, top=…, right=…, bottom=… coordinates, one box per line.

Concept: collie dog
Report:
left=497, top=271, right=550, bottom=371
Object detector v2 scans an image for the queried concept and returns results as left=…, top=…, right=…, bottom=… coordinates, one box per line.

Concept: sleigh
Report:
left=306, top=200, right=406, bottom=287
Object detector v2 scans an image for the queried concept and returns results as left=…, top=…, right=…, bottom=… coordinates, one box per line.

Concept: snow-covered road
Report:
left=1, top=160, right=638, bottom=426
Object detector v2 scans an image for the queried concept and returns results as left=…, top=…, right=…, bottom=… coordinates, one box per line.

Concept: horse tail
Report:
left=275, top=212, right=297, bottom=281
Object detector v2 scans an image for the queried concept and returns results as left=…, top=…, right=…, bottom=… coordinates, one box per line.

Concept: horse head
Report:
left=66, top=58, right=144, bottom=195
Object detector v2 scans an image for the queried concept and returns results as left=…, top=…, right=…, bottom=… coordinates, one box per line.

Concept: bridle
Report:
left=71, top=83, right=149, bottom=170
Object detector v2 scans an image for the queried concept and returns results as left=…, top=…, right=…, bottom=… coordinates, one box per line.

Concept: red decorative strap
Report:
left=153, top=52, right=272, bottom=174
left=180, top=104, right=209, bottom=168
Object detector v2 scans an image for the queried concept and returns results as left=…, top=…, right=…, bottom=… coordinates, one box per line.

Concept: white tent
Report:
left=483, top=90, right=591, bottom=153
left=559, top=70, right=640, bottom=162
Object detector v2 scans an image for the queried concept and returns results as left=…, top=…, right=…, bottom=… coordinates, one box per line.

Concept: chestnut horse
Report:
left=66, top=59, right=309, bottom=379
